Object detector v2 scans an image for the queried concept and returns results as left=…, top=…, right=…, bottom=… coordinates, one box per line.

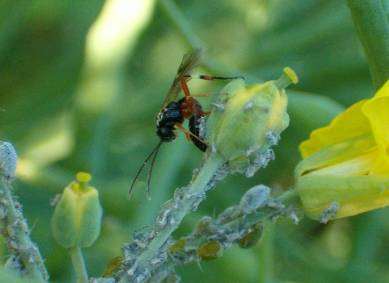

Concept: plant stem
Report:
left=119, top=153, right=224, bottom=282
left=347, top=0, right=389, bottom=89
left=0, top=178, right=48, bottom=282
left=158, top=0, right=245, bottom=77
left=165, top=188, right=300, bottom=268
left=69, top=246, right=88, bottom=283
left=258, top=224, right=275, bottom=283
left=278, top=188, right=299, bottom=203
left=158, top=0, right=203, bottom=49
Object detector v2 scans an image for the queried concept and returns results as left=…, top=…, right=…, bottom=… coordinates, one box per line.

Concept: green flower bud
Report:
left=207, top=68, right=298, bottom=176
left=51, top=172, right=102, bottom=248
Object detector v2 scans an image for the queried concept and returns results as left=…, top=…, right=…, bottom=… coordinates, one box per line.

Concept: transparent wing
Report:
left=161, top=48, right=202, bottom=108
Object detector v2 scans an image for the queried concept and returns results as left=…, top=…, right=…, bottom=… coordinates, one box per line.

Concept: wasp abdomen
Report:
left=189, top=114, right=207, bottom=152
left=189, top=97, right=208, bottom=154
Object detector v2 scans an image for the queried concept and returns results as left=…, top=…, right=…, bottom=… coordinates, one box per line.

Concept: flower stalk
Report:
left=0, top=142, right=48, bottom=282
left=113, top=186, right=299, bottom=283
left=69, top=246, right=88, bottom=283
left=347, top=0, right=389, bottom=89
left=167, top=186, right=299, bottom=267
left=118, top=153, right=225, bottom=282
left=51, top=172, right=102, bottom=282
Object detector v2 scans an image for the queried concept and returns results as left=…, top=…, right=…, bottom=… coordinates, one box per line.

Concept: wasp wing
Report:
left=161, top=48, right=202, bottom=108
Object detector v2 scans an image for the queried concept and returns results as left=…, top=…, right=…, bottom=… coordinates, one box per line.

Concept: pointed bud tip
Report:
left=275, top=67, right=298, bottom=89
left=284, top=67, right=298, bottom=84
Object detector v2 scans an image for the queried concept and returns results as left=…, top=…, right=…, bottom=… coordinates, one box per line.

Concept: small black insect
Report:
left=156, top=96, right=208, bottom=151
left=129, top=49, right=242, bottom=197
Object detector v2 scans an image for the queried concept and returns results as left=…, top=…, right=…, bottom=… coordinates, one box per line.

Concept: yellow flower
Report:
left=296, top=81, right=389, bottom=220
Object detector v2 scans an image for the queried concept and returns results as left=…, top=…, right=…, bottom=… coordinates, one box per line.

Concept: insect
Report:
left=129, top=49, right=242, bottom=197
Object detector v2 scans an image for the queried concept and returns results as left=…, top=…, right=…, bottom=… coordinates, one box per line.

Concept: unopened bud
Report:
left=51, top=172, right=102, bottom=248
left=207, top=68, right=298, bottom=175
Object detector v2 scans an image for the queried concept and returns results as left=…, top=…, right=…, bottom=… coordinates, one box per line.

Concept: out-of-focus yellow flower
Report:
left=296, top=81, right=389, bottom=220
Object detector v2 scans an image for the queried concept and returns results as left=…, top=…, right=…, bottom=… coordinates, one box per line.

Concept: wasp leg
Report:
left=175, top=123, right=207, bottom=145
left=179, top=78, right=202, bottom=119
left=175, top=123, right=191, bottom=141
left=179, top=78, right=192, bottom=98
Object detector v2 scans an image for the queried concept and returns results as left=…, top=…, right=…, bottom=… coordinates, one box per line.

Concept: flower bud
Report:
left=51, top=172, right=102, bottom=248
left=207, top=68, right=298, bottom=176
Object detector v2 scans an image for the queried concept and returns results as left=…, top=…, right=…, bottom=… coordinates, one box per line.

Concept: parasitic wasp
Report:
left=129, top=49, right=242, bottom=198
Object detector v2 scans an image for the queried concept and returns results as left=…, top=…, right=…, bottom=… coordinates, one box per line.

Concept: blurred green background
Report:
left=0, top=0, right=388, bottom=282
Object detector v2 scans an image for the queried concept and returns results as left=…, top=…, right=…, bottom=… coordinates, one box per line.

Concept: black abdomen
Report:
left=189, top=114, right=207, bottom=152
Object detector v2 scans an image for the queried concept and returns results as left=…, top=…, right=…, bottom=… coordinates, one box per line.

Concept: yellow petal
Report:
left=374, top=80, right=389, bottom=98
left=362, top=94, right=389, bottom=174
left=370, top=156, right=389, bottom=175
left=300, top=100, right=371, bottom=158
left=297, top=174, right=389, bottom=219
left=296, top=135, right=375, bottom=177
left=308, top=150, right=377, bottom=177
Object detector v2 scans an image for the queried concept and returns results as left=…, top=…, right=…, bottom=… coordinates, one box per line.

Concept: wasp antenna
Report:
left=146, top=141, right=162, bottom=199
left=129, top=141, right=163, bottom=198
left=196, top=74, right=245, bottom=81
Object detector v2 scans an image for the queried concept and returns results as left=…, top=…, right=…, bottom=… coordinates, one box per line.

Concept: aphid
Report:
left=129, top=49, right=242, bottom=197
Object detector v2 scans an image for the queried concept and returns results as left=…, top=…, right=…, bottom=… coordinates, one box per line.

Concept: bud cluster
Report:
left=207, top=68, right=298, bottom=176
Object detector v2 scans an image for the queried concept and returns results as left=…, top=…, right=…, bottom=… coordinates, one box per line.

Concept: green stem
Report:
left=119, top=153, right=224, bottom=282
left=69, top=246, right=88, bottom=283
left=258, top=224, right=275, bottom=283
left=0, top=179, right=48, bottom=282
left=158, top=0, right=244, bottom=77
left=132, top=140, right=191, bottom=227
left=347, top=0, right=389, bottom=89
left=166, top=188, right=300, bottom=269
left=158, top=0, right=203, bottom=49
left=278, top=188, right=299, bottom=203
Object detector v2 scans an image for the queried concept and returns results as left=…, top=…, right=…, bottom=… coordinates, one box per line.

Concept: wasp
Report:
left=129, top=49, right=242, bottom=197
